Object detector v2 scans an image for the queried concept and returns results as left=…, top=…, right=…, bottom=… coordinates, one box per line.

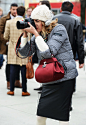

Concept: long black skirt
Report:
left=37, top=78, right=75, bottom=121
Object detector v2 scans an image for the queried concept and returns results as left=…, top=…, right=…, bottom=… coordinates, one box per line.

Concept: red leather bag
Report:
left=35, top=57, right=64, bottom=83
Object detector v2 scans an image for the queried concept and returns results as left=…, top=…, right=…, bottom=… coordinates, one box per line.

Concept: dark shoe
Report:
left=70, top=107, right=73, bottom=111
left=3, top=59, right=5, bottom=62
left=7, top=91, right=14, bottom=96
left=22, top=92, right=30, bottom=96
left=15, top=80, right=22, bottom=88
left=7, top=81, right=10, bottom=89
left=34, top=86, right=42, bottom=91
left=38, top=91, right=42, bottom=94
left=0, top=64, right=3, bottom=69
left=73, top=88, right=76, bottom=93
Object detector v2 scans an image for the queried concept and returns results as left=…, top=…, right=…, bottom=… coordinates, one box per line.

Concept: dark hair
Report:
left=40, top=0, right=51, bottom=10
left=17, top=6, right=25, bottom=16
left=26, top=7, right=32, bottom=11
left=10, top=3, right=18, bottom=9
left=62, top=1, right=74, bottom=12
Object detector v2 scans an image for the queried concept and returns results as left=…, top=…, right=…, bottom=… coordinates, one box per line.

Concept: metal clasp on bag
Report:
left=42, top=61, right=47, bottom=68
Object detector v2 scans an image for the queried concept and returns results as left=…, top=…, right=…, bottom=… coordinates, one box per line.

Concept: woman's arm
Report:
left=35, top=36, right=49, bottom=52
left=22, top=23, right=49, bottom=52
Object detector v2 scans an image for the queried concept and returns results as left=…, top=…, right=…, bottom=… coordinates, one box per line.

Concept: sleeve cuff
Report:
left=35, top=36, right=49, bottom=52
left=20, top=36, right=28, bottom=47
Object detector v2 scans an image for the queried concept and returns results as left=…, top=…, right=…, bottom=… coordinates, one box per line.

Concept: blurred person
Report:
left=53, top=0, right=84, bottom=111
left=82, top=24, right=86, bottom=42
left=0, top=54, right=4, bottom=69
left=71, top=13, right=81, bottom=61
left=0, top=7, right=4, bottom=69
left=4, top=6, right=30, bottom=96
left=18, top=5, right=78, bottom=125
left=53, top=1, right=84, bottom=77
left=25, top=7, right=32, bottom=18
left=39, top=0, right=51, bottom=9
left=0, top=7, right=3, bottom=18
left=0, top=3, right=22, bottom=89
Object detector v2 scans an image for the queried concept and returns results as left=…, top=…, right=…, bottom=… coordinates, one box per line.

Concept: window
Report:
left=52, top=9, right=60, bottom=15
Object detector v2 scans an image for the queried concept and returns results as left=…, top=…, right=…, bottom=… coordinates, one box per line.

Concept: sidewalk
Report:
left=0, top=56, right=86, bottom=125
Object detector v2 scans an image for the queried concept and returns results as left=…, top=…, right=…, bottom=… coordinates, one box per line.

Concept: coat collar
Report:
left=61, top=11, right=71, bottom=15
left=5, top=12, right=11, bottom=20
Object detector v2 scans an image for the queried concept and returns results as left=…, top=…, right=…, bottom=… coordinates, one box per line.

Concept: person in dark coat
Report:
left=0, top=7, right=4, bottom=69
left=53, top=1, right=84, bottom=68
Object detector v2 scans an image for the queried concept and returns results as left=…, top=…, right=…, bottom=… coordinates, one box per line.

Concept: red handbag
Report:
left=35, top=57, right=64, bottom=83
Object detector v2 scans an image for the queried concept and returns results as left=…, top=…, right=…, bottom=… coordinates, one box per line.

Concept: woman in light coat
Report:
left=18, top=5, right=78, bottom=125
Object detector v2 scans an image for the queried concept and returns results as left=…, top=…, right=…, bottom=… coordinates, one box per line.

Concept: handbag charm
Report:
left=42, top=61, right=47, bottom=68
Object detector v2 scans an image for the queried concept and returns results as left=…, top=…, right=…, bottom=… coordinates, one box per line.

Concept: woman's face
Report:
left=34, top=19, right=43, bottom=33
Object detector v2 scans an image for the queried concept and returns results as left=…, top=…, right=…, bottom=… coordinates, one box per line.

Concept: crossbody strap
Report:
left=15, top=33, right=31, bottom=59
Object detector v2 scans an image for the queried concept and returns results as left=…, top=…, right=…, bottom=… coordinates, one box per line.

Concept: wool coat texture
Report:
left=4, top=17, right=28, bottom=65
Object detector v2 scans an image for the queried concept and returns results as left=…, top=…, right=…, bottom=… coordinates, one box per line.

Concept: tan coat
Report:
left=4, top=17, right=28, bottom=65
left=0, top=12, right=11, bottom=54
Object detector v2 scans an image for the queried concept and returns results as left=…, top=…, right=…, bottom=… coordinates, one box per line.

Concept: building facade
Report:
left=0, top=0, right=25, bottom=15
left=25, top=0, right=80, bottom=18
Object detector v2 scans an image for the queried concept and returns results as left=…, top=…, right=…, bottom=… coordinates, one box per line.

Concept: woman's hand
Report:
left=23, top=23, right=39, bottom=37
left=79, top=63, right=84, bottom=68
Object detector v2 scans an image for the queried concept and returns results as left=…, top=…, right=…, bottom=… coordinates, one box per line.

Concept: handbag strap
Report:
left=28, top=56, right=33, bottom=63
left=16, top=33, right=31, bottom=59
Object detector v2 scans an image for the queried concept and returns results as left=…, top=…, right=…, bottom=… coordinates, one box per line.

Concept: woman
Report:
left=18, top=5, right=78, bottom=125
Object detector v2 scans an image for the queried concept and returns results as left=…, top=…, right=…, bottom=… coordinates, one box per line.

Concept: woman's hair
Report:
left=39, top=0, right=51, bottom=10
left=41, top=18, right=58, bottom=37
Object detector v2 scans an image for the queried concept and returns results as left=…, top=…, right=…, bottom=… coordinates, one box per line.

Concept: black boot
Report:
left=34, top=86, right=42, bottom=91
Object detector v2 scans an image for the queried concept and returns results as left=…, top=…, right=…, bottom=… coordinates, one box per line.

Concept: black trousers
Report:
left=10, top=65, right=27, bottom=92
left=5, top=64, right=20, bottom=82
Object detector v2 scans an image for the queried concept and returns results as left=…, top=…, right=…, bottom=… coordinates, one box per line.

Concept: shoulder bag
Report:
left=16, top=33, right=34, bottom=79
left=35, top=57, right=64, bottom=83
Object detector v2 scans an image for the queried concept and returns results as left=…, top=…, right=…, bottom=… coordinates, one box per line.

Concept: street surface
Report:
left=0, top=56, right=86, bottom=125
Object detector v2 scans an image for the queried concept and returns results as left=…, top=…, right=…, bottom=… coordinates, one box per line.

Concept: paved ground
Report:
left=0, top=56, right=86, bottom=125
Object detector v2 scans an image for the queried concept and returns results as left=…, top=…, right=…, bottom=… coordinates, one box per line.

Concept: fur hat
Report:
left=31, top=5, right=53, bottom=26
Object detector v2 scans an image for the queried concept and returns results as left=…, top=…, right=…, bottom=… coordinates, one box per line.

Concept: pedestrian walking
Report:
left=53, top=1, right=84, bottom=68
left=0, top=7, right=3, bottom=18
left=17, top=5, right=78, bottom=125
left=4, top=6, right=30, bottom=96
left=0, top=3, right=22, bottom=89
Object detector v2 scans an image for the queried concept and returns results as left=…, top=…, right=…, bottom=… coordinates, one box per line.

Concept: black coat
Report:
left=53, top=11, right=84, bottom=64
